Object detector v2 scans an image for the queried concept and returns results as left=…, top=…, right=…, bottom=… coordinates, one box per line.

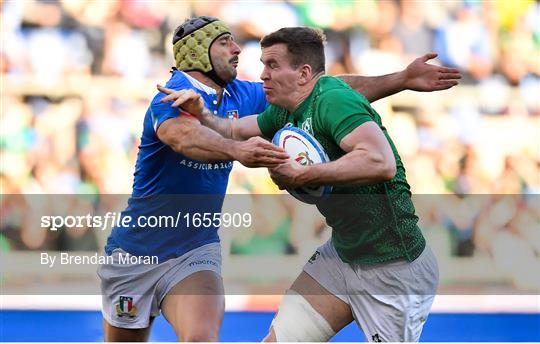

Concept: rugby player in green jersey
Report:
left=256, top=28, right=439, bottom=342
left=159, top=26, right=459, bottom=342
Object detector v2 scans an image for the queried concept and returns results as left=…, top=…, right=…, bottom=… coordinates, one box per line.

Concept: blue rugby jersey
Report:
left=105, top=71, right=267, bottom=260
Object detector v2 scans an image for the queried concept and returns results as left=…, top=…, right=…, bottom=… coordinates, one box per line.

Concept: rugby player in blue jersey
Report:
left=99, top=16, right=461, bottom=342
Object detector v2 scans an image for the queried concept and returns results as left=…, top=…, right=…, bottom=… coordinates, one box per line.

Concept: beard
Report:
left=212, top=56, right=238, bottom=84
left=217, top=65, right=237, bottom=84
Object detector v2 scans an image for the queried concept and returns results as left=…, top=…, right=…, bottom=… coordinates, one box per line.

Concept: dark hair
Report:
left=260, top=27, right=326, bottom=74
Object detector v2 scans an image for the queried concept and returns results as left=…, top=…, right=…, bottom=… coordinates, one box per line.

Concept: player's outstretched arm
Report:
left=157, top=85, right=263, bottom=141
left=269, top=121, right=395, bottom=188
left=157, top=116, right=288, bottom=167
left=336, top=53, right=461, bottom=103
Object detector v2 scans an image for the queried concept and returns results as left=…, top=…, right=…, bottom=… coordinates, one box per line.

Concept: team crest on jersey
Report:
left=226, top=110, right=239, bottom=119
left=300, top=118, right=313, bottom=135
left=115, top=296, right=138, bottom=318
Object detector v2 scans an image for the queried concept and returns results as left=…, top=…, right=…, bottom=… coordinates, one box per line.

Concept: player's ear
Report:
left=298, top=64, right=312, bottom=85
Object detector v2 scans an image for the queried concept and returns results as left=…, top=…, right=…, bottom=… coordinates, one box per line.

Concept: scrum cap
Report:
left=172, top=16, right=231, bottom=74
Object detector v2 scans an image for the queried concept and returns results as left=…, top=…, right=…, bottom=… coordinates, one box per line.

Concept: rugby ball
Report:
left=272, top=126, right=332, bottom=204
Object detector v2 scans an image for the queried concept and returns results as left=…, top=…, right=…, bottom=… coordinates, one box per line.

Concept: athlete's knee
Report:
left=271, top=290, right=335, bottom=341
left=179, top=326, right=219, bottom=342
left=173, top=312, right=221, bottom=342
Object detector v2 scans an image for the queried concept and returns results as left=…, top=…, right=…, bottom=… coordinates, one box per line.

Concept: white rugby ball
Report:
left=272, top=126, right=332, bottom=204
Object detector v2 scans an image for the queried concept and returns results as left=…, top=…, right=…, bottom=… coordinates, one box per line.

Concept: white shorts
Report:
left=303, top=239, right=439, bottom=342
left=97, top=243, right=222, bottom=329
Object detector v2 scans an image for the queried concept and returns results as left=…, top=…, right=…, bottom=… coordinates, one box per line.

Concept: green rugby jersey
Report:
left=257, top=76, right=425, bottom=264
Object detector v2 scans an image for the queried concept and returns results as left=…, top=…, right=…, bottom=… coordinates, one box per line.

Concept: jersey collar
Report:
left=181, top=71, right=231, bottom=97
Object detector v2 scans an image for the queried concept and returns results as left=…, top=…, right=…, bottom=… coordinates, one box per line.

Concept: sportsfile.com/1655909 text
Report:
left=40, top=212, right=252, bottom=231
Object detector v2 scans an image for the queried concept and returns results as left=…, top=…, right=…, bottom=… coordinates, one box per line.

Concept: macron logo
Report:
left=188, top=260, right=218, bottom=267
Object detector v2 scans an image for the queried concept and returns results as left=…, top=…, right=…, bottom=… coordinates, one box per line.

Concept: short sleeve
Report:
left=245, top=81, right=268, bottom=116
left=317, top=89, right=375, bottom=144
left=149, top=78, right=194, bottom=133
left=226, top=80, right=269, bottom=118
left=256, top=105, right=288, bottom=140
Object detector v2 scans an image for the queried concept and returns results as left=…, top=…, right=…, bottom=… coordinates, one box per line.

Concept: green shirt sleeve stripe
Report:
left=256, top=106, right=277, bottom=140
left=333, top=114, right=373, bottom=144
left=317, top=88, right=376, bottom=145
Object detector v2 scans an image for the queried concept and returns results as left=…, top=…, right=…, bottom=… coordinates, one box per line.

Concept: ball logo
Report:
left=272, top=127, right=332, bottom=204
left=295, top=151, right=314, bottom=166
left=283, top=134, right=314, bottom=166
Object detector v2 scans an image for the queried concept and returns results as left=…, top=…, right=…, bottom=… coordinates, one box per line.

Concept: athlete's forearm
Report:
left=199, top=109, right=260, bottom=141
left=337, top=73, right=405, bottom=104
left=298, top=149, right=396, bottom=186
left=337, top=53, right=461, bottom=103
left=174, top=125, right=238, bottom=162
left=159, top=117, right=288, bottom=168
left=162, top=119, right=237, bottom=162
left=199, top=108, right=235, bottom=139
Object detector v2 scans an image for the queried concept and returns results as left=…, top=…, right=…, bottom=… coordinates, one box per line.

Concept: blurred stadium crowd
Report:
left=1, top=1, right=539, bottom=288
